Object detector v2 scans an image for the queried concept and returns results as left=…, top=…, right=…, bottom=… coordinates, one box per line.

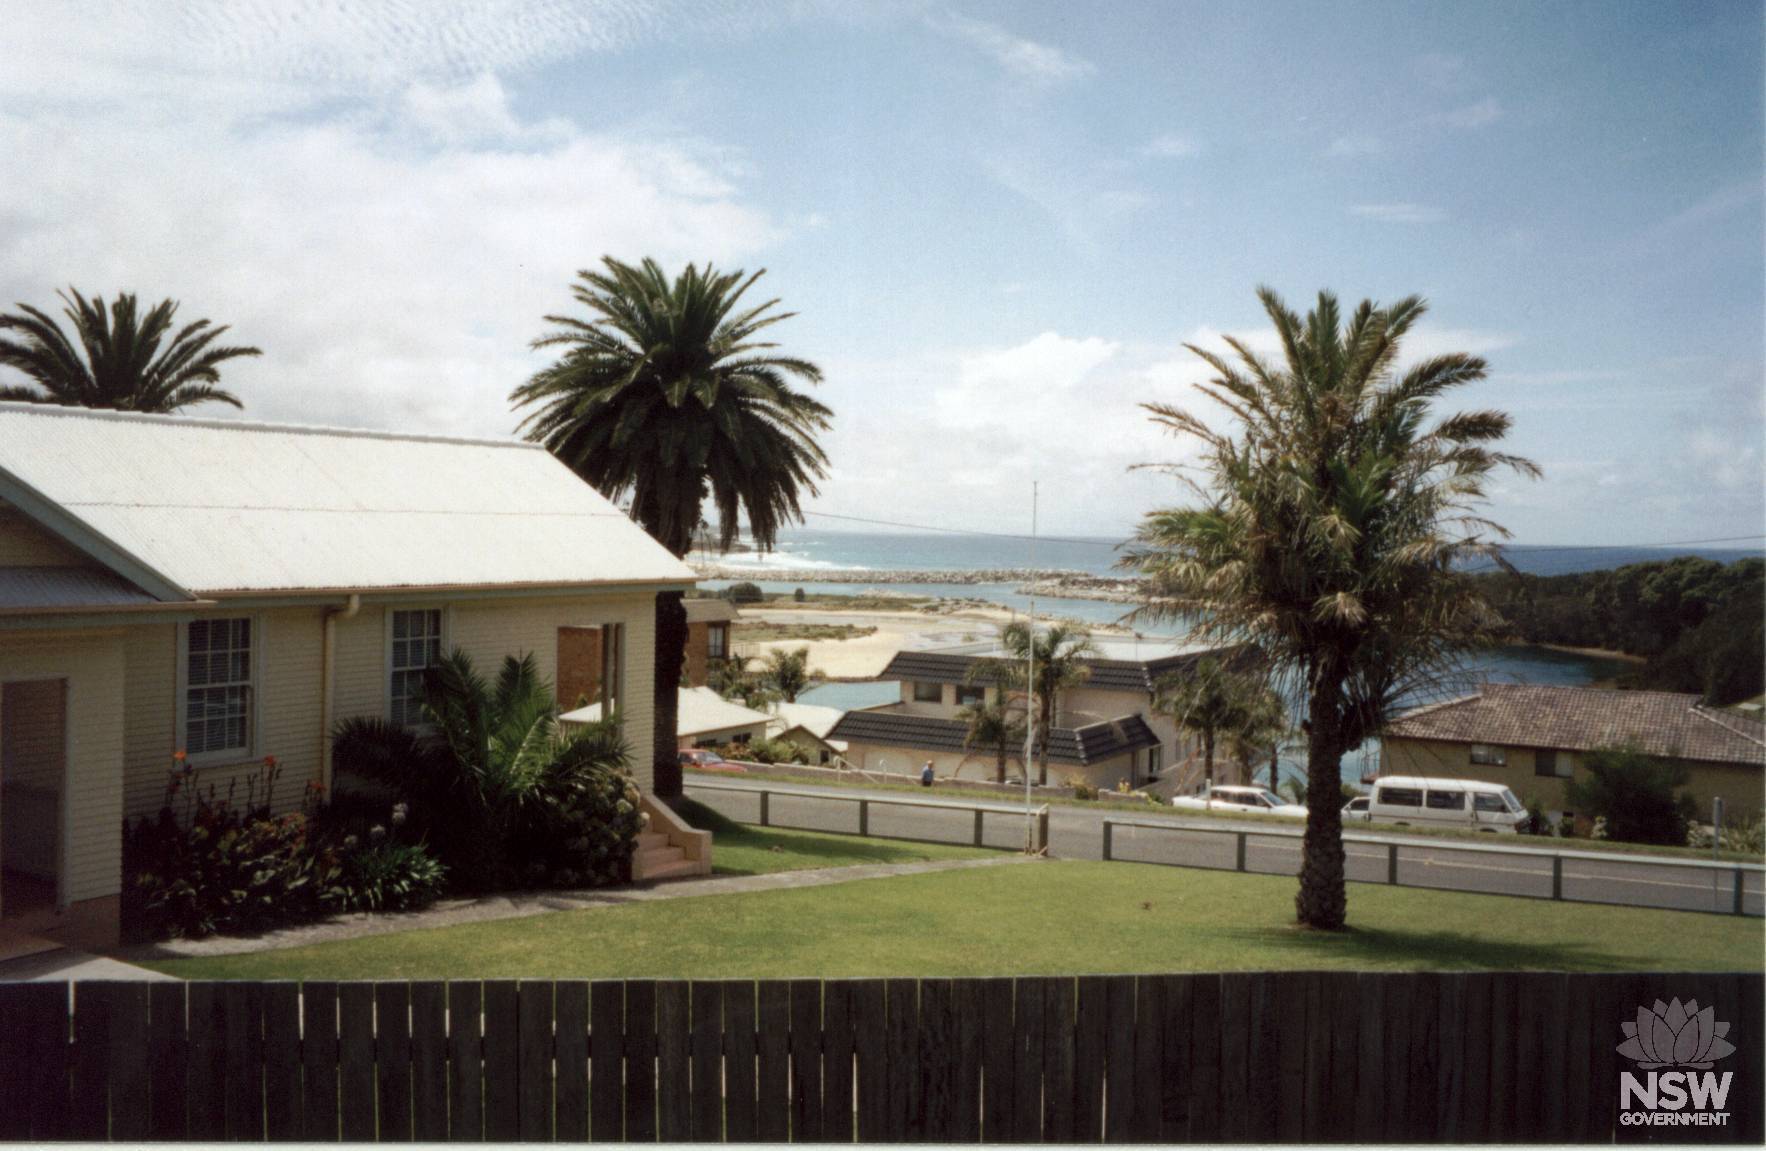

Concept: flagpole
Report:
left=1024, top=480, right=1037, bottom=853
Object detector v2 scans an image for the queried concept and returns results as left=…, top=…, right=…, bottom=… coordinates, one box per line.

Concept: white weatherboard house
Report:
left=0, top=402, right=702, bottom=947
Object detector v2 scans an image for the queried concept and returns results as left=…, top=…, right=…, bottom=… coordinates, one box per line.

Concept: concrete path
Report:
left=122, top=854, right=1036, bottom=962
left=0, top=947, right=176, bottom=982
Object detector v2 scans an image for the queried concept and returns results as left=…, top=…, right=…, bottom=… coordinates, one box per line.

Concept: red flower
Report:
left=263, top=755, right=278, bottom=768
left=173, top=749, right=187, bottom=763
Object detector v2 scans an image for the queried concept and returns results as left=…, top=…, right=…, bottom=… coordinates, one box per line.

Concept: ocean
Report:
left=699, top=528, right=1740, bottom=790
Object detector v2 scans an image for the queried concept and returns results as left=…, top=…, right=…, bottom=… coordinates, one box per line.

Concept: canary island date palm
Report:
left=511, top=257, right=831, bottom=797
left=969, top=621, right=1096, bottom=786
left=1155, top=656, right=1264, bottom=800
left=1125, top=287, right=1536, bottom=929
left=0, top=288, right=259, bottom=411
left=760, top=646, right=823, bottom=703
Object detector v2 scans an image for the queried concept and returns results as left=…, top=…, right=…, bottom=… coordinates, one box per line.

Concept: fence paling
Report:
left=689, top=780, right=1050, bottom=852
left=2, top=973, right=1759, bottom=1144
left=1100, top=816, right=1766, bottom=916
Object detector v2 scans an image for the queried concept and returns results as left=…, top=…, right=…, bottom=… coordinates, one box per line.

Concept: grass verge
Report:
left=141, top=859, right=1764, bottom=981
left=675, top=799, right=1001, bottom=876
left=691, top=767, right=1765, bottom=863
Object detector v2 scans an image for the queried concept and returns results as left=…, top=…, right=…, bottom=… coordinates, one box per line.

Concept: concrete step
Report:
left=636, top=831, right=670, bottom=851
left=639, top=856, right=704, bottom=881
left=637, top=845, right=686, bottom=868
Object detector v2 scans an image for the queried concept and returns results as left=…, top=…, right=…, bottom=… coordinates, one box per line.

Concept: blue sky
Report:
left=1, top=0, right=1760, bottom=543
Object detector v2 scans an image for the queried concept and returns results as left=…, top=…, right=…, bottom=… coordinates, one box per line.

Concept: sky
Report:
left=0, top=0, right=1761, bottom=543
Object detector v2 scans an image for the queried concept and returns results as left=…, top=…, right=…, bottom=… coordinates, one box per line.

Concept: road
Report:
left=684, top=776, right=1765, bottom=918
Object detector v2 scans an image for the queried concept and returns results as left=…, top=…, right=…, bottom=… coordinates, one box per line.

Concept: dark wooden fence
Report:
left=1, top=972, right=1759, bottom=1143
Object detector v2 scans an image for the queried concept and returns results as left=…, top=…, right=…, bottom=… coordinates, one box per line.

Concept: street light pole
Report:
left=1024, top=480, right=1038, bottom=853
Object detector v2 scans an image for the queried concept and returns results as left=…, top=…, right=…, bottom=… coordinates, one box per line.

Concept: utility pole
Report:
left=1024, top=480, right=1038, bottom=853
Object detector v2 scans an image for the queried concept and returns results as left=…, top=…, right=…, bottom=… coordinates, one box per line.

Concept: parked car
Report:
left=1364, top=775, right=1526, bottom=833
left=678, top=748, right=746, bottom=774
left=1342, top=795, right=1372, bottom=821
left=1172, top=785, right=1308, bottom=818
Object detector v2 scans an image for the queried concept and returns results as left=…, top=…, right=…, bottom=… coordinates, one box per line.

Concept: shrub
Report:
left=1070, top=778, right=1099, bottom=801
left=332, top=650, right=641, bottom=891
left=724, top=581, right=764, bottom=604
left=721, top=737, right=808, bottom=766
left=1563, top=745, right=1699, bottom=846
left=122, top=757, right=327, bottom=941
left=324, top=837, right=447, bottom=913
left=793, top=586, right=806, bottom=602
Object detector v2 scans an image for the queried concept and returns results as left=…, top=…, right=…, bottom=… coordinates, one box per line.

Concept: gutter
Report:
left=319, top=594, right=362, bottom=792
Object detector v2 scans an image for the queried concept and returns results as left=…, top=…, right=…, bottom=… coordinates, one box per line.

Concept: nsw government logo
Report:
left=1616, top=998, right=1737, bottom=1129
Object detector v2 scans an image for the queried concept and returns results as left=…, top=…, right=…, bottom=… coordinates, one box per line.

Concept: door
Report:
left=1, top=679, right=67, bottom=920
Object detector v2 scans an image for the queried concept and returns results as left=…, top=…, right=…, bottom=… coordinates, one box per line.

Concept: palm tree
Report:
left=971, top=621, right=1096, bottom=785
left=1226, top=683, right=1292, bottom=795
left=331, top=649, right=630, bottom=888
left=959, top=694, right=1027, bottom=783
left=1126, top=287, right=1535, bottom=929
left=1155, top=656, right=1262, bottom=803
left=760, top=646, right=823, bottom=703
left=0, top=288, right=259, bottom=411
left=511, top=257, right=831, bottom=798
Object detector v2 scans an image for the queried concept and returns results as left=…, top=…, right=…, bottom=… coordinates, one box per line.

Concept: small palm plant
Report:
left=970, top=621, right=1096, bottom=786
left=959, top=694, right=1027, bottom=783
left=331, top=650, right=635, bottom=889
left=760, top=646, right=823, bottom=703
left=1155, top=657, right=1263, bottom=800
left=0, top=288, right=259, bottom=411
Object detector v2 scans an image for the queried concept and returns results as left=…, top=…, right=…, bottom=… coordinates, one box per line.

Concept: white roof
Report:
left=1374, top=776, right=1510, bottom=792
left=929, top=635, right=1216, bottom=661
left=767, top=702, right=846, bottom=740
left=0, top=403, right=696, bottom=596
left=563, top=686, right=772, bottom=739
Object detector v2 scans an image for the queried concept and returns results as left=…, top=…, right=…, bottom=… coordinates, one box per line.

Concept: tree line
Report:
left=1466, top=556, right=1764, bottom=703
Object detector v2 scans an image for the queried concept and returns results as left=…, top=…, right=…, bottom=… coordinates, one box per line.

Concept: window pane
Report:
left=1426, top=790, right=1466, bottom=810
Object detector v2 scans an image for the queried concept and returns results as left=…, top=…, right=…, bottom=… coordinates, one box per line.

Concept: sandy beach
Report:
left=732, top=603, right=1141, bottom=679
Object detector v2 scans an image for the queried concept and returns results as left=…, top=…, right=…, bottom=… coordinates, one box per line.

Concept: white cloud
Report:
left=1349, top=202, right=1448, bottom=224
left=1327, top=134, right=1384, bottom=157
left=1444, top=96, right=1503, bottom=129
left=927, top=12, right=1093, bottom=84
left=1140, top=135, right=1200, bottom=158
left=0, top=8, right=786, bottom=440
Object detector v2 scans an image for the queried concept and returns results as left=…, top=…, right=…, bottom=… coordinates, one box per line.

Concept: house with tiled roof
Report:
left=826, top=635, right=1237, bottom=791
left=1380, top=682, right=1766, bottom=823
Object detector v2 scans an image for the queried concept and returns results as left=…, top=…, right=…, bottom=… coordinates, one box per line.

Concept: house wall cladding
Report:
left=0, top=972, right=1758, bottom=1143
left=118, top=591, right=663, bottom=823
left=0, top=628, right=125, bottom=905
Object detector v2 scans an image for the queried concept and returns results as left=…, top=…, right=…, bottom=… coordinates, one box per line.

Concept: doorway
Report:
left=1, top=678, right=66, bottom=923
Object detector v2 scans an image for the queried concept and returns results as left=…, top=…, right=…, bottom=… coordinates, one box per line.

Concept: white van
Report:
left=1364, top=775, right=1527, bottom=833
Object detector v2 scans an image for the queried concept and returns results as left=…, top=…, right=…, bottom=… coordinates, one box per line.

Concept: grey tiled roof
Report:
left=879, top=649, right=1220, bottom=695
left=0, top=566, right=158, bottom=611
left=1384, top=682, right=1765, bottom=767
left=828, top=709, right=1161, bottom=766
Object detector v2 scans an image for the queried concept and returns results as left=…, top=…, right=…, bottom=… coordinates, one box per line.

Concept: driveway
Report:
left=685, top=777, right=1764, bottom=917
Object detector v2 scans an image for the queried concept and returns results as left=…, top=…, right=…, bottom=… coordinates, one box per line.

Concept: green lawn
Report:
left=142, top=859, right=1764, bottom=982
left=679, top=799, right=1001, bottom=876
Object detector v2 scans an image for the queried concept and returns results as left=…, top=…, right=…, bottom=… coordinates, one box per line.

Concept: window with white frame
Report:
left=183, top=618, right=254, bottom=758
left=390, top=609, right=444, bottom=728
left=706, top=622, right=728, bottom=661
left=1469, top=743, right=1507, bottom=766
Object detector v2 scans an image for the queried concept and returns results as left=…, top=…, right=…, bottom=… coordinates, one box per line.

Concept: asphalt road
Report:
left=684, top=777, right=1765, bottom=918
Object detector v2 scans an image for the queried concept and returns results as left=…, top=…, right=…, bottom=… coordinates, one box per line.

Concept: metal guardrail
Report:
left=1101, top=816, right=1766, bottom=916
left=688, top=780, right=1051, bottom=852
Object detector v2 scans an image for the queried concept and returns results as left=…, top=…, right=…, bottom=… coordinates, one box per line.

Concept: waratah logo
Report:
left=1616, top=998, right=1735, bottom=1069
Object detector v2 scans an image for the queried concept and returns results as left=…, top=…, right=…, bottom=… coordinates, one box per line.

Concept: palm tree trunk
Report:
left=1268, top=748, right=1280, bottom=794
left=1296, top=684, right=1348, bottom=929
left=996, top=740, right=1007, bottom=784
left=1203, top=729, right=1214, bottom=809
left=651, top=590, right=688, bottom=798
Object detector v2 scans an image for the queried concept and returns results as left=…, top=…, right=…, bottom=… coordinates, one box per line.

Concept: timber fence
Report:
left=0, top=972, right=1760, bottom=1142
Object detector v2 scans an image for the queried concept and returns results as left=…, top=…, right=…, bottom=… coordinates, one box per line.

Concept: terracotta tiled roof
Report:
left=879, top=649, right=1218, bottom=694
left=1383, top=683, right=1766, bottom=767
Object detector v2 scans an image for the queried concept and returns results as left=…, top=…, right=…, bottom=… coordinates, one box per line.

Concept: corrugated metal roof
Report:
left=0, top=403, right=696, bottom=595
left=0, top=565, right=159, bottom=610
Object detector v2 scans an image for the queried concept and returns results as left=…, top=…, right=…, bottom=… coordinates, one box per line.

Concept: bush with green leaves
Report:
left=1563, top=745, right=1700, bottom=846
left=323, top=837, right=447, bottom=913
left=723, top=581, right=765, bottom=604
left=121, top=757, right=327, bottom=941
left=331, top=649, right=641, bottom=891
left=715, top=736, right=808, bottom=766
